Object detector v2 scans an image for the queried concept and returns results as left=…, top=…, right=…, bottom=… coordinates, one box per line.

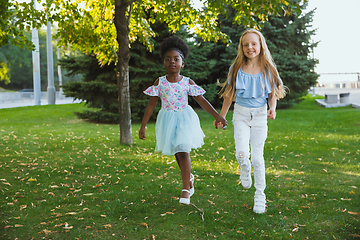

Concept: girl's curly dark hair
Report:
left=160, top=35, right=190, bottom=59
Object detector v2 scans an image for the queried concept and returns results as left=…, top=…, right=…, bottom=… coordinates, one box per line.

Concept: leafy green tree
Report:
left=0, top=0, right=34, bottom=48
left=9, top=0, right=304, bottom=144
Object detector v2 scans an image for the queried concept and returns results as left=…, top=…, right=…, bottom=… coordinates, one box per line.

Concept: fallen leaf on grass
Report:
left=63, top=222, right=73, bottom=230
left=160, top=212, right=174, bottom=216
left=85, top=226, right=91, bottom=229
left=66, top=212, right=77, bottom=215
left=237, top=231, right=245, bottom=235
left=300, top=206, right=310, bottom=209
left=4, top=225, right=12, bottom=229
left=341, top=198, right=351, bottom=201
left=48, top=192, right=55, bottom=196
left=15, top=224, right=23, bottom=227
left=140, top=223, right=148, bottom=228
left=104, top=224, right=112, bottom=228
left=39, top=229, right=51, bottom=234
left=28, top=178, right=37, bottom=182
left=348, top=211, right=359, bottom=215
left=2, top=182, right=12, bottom=186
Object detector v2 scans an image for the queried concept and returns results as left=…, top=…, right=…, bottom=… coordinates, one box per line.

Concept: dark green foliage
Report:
left=60, top=54, right=118, bottom=119
left=261, top=7, right=319, bottom=108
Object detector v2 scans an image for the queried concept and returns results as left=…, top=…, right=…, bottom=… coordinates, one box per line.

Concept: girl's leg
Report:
left=175, top=152, right=192, bottom=199
left=250, top=105, right=268, bottom=213
left=175, top=154, right=193, bottom=190
left=233, top=105, right=252, bottom=188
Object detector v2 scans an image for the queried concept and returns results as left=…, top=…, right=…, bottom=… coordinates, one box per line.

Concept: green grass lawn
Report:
left=1, top=95, right=359, bottom=239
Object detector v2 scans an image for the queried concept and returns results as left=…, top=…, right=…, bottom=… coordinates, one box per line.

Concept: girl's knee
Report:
left=236, top=151, right=248, bottom=162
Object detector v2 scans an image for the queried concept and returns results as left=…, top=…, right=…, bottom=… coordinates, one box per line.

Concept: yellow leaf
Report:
left=2, top=182, right=12, bottom=186
left=15, top=224, right=23, bottom=227
left=350, top=191, right=355, bottom=194
left=28, top=178, right=37, bottom=182
left=48, top=192, right=55, bottom=196
left=104, top=224, right=112, bottom=228
left=140, top=223, right=148, bottom=228
left=101, top=214, right=106, bottom=217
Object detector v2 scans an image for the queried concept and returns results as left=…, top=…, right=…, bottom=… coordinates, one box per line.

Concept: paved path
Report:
left=0, top=97, right=81, bottom=109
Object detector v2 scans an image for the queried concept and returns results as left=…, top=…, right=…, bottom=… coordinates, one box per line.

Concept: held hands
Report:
left=267, top=109, right=276, bottom=120
left=214, top=116, right=227, bottom=130
left=139, top=127, right=146, bottom=140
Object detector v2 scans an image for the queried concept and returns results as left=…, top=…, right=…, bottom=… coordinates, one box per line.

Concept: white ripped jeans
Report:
left=233, top=103, right=268, bottom=197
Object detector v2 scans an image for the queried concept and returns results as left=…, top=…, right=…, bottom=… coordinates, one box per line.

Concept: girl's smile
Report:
left=242, top=33, right=261, bottom=60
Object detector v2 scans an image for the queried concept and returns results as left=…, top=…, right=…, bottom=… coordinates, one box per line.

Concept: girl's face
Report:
left=242, top=32, right=261, bottom=60
left=163, top=50, right=184, bottom=74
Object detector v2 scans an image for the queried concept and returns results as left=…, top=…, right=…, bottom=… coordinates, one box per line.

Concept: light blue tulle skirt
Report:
left=155, top=106, right=205, bottom=155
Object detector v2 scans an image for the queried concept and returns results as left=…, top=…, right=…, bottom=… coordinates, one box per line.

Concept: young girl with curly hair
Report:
left=139, top=35, right=227, bottom=205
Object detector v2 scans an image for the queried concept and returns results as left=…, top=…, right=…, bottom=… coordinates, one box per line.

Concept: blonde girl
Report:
left=217, top=29, right=286, bottom=214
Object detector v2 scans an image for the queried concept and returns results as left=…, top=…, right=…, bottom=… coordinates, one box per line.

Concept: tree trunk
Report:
left=114, top=0, right=132, bottom=145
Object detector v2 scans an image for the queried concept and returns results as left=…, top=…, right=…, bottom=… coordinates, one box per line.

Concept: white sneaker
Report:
left=253, top=194, right=266, bottom=214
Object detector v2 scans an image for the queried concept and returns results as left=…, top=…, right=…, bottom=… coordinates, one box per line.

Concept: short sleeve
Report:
left=189, top=84, right=206, bottom=96
left=143, top=85, right=159, bottom=96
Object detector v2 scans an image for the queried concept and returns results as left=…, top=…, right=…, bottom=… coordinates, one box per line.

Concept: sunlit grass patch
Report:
left=1, top=98, right=359, bottom=239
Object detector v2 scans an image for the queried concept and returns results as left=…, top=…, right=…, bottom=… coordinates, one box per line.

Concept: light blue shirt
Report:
left=229, top=68, right=276, bottom=108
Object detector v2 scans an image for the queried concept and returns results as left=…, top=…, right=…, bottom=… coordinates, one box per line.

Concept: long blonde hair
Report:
left=220, top=29, right=286, bottom=100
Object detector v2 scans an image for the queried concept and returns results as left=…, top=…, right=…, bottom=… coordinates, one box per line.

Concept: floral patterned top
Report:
left=144, top=76, right=206, bottom=112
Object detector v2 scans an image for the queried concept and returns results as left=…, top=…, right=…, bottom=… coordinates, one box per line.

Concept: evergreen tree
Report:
left=200, top=4, right=318, bottom=108
left=261, top=8, right=319, bottom=108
